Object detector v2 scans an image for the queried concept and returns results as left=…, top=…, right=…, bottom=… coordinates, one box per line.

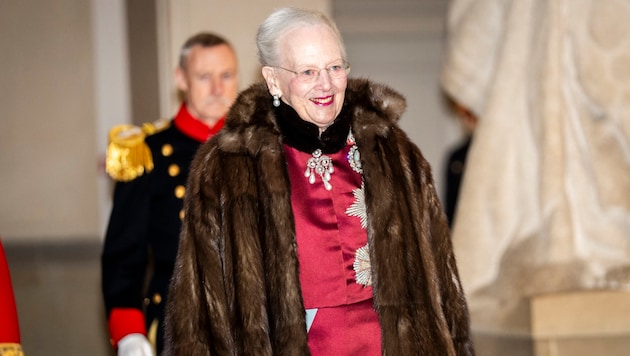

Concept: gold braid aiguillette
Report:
left=106, top=124, right=154, bottom=182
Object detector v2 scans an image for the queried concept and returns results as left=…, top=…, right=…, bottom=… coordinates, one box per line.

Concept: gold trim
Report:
left=161, top=144, right=173, bottom=157
left=0, top=343, right=24, bottom=356
left=142, top=118, right=169, bottom=135
left=168, top=164, right=180, bottom=177
left=106, top=125, right=154, bottom=182
left=174, top=185, right=186, bottom=199
left=147, top=318, right=158, bottom=355
left=105, top=119, right=170, bottom=182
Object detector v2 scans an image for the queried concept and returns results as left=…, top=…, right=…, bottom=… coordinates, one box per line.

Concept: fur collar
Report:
left=216, top=78, right=407, bottom=155
left=274, top=100, right=351, bottom=154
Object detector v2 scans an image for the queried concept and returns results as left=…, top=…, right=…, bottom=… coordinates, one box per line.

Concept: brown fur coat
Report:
left=164, top=79, right=474, bottom=355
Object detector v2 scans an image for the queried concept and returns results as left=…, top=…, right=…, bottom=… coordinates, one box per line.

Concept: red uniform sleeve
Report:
left=107, top=307, right=147, bottom=347
left=0, top=240, right=21, bottom=344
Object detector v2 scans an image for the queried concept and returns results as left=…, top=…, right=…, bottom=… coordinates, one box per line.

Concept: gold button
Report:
left=152, top=293, right=162, bottom=305
left=175, top=185, right=186, bottom=199
left=161, top=144, right=173, bottom=156
left=179, top=209, right=185, bottom=220
left=168, top=164, right=180, bottom=177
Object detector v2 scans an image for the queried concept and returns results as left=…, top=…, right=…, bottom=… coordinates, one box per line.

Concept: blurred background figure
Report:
left=441, top=0, right=630, bottom=337
left=442, top=94, right=478, bottom=227
left=0, top=238, right=24, bottom=356
left=101, top=32, right=239, bottom=356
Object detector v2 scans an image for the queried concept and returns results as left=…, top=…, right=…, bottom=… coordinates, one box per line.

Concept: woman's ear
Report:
left=262, top=66, right=281, bottom=96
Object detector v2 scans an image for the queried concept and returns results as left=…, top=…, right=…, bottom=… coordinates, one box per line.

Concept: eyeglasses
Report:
left=274, top=62, right=351, bottom=83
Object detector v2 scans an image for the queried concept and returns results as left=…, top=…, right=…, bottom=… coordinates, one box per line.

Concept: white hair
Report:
left=256, top=7, right=347, bottom=66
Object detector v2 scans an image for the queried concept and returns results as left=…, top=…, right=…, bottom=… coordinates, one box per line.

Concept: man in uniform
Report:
left=101, top=32, right=239, bottom=356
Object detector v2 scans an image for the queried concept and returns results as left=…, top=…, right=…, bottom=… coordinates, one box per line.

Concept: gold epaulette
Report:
left=105, top=119, right=170, bottom=182
left=0, top=343, right=24, bottom=356
left=141, top=118, right=170, bottom=135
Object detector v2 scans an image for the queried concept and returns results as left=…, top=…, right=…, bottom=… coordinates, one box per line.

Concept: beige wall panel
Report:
left=0, top=0, right=99, bottom=241
left=91, top=0, right=130, bottom=236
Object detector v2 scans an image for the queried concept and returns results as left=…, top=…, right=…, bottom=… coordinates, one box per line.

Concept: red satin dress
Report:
left=284, top=138, right=382, bottom=355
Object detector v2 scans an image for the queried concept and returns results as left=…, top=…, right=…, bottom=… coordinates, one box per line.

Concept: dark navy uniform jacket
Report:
left=101, top=103, right=223, bottom=353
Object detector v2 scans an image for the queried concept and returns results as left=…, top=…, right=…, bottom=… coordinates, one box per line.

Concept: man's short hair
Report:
left=179, top=32, right=233, bottom=70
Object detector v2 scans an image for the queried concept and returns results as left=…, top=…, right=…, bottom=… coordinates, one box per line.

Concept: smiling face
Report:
left=175, top=44, right=239, bottom=127
left=262, top=24, right=347, bottom=132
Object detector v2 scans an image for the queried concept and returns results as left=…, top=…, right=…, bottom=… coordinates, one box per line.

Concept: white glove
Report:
left=117, top=333, right=154, bottom=356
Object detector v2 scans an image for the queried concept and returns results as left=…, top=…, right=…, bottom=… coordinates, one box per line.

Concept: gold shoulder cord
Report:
left=0, top=343, right=24, bottom=356
left=142, top=118, right=169, bottom=135
left=105, top=119, right=170, bottom=182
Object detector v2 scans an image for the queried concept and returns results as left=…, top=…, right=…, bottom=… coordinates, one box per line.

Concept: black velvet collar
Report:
left=274, top=99, right=351, bottom=154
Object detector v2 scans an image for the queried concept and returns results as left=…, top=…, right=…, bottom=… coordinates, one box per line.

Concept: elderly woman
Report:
left=164, top=7, right=474, bottom=356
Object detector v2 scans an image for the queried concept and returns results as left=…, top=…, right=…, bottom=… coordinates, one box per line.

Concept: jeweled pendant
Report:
left=304, top=149, right=334, bottom=190
left=346, top=130, right=362, bottom=174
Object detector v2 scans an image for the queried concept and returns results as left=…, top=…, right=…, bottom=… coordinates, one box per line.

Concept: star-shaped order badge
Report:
left=346, top=183, right=372, bottom=287
left=345, top=183, right=367, bottom=229
left=353, top=244, right=372, bottom=287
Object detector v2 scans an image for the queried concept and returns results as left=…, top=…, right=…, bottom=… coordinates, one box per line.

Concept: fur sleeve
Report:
left=420, top=147, right=475, bottom=356
left=163, top=141, right=234, bottom=355
left=360, top=122, right=474, bottom=355
left=401, top=128, right=474, bottom=355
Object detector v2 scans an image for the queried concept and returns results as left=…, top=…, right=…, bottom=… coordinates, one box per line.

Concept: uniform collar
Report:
left=173, top=102, right=225, bottom=142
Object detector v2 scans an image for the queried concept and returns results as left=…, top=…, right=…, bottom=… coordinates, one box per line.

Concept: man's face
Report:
left=176, top=44, right=238, bottom=126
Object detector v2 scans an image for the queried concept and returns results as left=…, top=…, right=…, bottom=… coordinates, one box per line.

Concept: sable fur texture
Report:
left=164, top=78, right=475, bottom=355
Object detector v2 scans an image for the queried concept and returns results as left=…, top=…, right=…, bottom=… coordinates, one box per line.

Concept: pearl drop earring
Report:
left=273, top=94, right=280, bottom=107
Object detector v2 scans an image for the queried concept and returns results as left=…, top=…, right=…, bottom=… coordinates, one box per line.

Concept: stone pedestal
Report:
left=531, top=291, right=630, bottom=356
